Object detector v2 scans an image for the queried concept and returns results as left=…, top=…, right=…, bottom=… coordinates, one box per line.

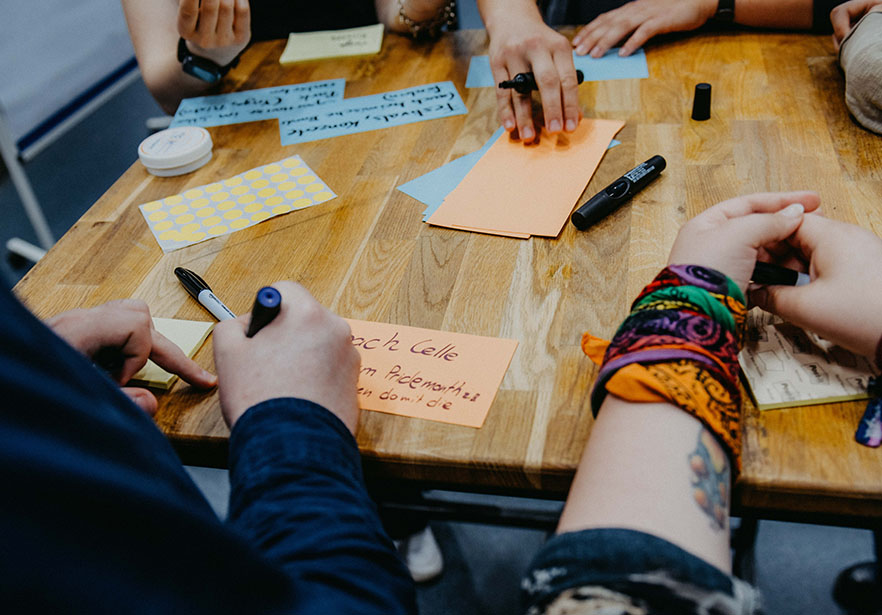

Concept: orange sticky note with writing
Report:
left=427, top=118, right=624, bottom=238
left=344, top=319, right=518, bottom=427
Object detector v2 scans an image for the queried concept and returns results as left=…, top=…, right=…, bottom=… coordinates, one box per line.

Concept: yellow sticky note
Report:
left=280, top=23, right=384, bottom=64
left=345, top=319, right=518, bottom=428
left=130, top=318, right=214, bottom=390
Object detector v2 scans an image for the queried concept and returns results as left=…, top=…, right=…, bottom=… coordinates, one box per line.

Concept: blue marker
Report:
left=246, top=287, right=282, bottom=338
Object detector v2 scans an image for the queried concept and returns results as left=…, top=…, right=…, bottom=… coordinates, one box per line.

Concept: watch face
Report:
left=183, top=58, right=221, bottom=83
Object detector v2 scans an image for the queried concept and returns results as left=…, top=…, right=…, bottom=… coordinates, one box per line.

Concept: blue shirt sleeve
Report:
left=228, top=398, right=417, bottom=615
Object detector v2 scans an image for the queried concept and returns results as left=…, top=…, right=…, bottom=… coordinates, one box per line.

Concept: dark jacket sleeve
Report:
left=814, top=0, right=848, bottom=32
left=227, top=398, right=417, bottom=615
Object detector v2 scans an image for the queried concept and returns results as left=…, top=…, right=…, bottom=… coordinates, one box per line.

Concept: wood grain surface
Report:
left=15, top=29, right=882, bottom=522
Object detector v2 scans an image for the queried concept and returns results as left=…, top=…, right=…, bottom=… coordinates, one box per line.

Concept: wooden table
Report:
left=14, top=29, right=882, bottom=526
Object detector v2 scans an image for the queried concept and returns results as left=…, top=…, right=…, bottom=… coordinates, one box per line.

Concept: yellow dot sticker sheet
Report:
left=139, top=155, right=336, bottom=252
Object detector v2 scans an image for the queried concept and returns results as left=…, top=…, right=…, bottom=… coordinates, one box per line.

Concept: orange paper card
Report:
left=427, top=119, right=624, bottom=238
left=345, top=319, right=518, bottom=427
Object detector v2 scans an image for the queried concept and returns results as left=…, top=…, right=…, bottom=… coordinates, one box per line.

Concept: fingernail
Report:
left=504, top=119, right=515, bottom=131
left=575, top=45, right=587, bottom=55
left=590, top=46, right=601, bottom=58
left=618, top=48, right=628, bottom=56
left=522, top=127, right=534, bottom=140
left=549, top=119, right=562, bottom=132
left=566, top=119, right=577, bottom=132
left=780, top=203, right=805, bottom=217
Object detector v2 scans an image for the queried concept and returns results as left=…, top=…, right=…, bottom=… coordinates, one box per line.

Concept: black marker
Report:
left=571, top=155, right=666, bottom=230
left=751, top=262, right=810, bottom=286
left=245, top=286, right=282, bottom=338
left=499, top=70, right=585, bottom=95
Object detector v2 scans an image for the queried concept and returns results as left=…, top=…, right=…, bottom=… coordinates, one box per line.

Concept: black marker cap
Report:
left=691, top=83, right=711, bottom=121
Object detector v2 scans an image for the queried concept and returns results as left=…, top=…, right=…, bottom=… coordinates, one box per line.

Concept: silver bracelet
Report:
left=397, top=0, right=456, bottom=40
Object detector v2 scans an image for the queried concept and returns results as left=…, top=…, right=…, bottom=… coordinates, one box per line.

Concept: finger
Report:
left=573, top=21, right=605, bottom=56
left=529, top=54, right=564, bottom=134
left=177, top=0, right=201, bottom=36
left=588, top=17, right=638, bottom=58
left=724, top=205, right=806, bottom=252
left=122, top=387, right=159, bottom=416
left=619, top=20, right=660, bottom=56
left=551, top=51, right=582, bottom=131
left=145, top=329, right=217, bottom=390
left=490, top=61, right=517, bottom=133
left=829, top=6, right=852, bottom=43
left=713, top=191, right=821, bottom=219
left=215, top=0, right=236, bottom=43
left=197, top=0, right=220, bottom=36
left=233, top=0, right=251, bottom=42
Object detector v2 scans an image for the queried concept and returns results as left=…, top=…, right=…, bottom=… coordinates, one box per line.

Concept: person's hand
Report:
left=831, top=0, right=882, bottom=50
left=486, top=5, right=582, bottom=142
left=572, top=0, right=717, bottom=58
left=177, top=0, right=251, bottom=67
left=667, top=191, right=822, bottom=293
left=212, top=281, right=361, bottom=432
left=46, top=299, right=217, bottom=415
left=750, top=214, right=882, bottom=358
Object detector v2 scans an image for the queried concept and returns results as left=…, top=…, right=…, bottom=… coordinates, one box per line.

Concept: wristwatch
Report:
left=713, top=0, right=735, bottom=23
left=177, top=38, right=240, bottom=83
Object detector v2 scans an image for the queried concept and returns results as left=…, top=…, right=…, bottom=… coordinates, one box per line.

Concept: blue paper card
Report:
left=465, top=49, right=648, bottom=88
left=170, top=79, right=346, bottom=128
left=399, top=132, right=620, bottom=220
left=398, top=127, right=506, bottom=220
left=278, top=81, right=467, bottom=145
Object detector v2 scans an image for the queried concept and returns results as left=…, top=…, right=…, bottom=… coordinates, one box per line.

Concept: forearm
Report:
left=732, top=0, right=814, bottom=29
left=477, top=0, right=544, bottom=35
left=558, top=396, right=732, bottom=572
left=227, top=398, right=415, bottom=615
left=121, top=0, right=216, bottom=113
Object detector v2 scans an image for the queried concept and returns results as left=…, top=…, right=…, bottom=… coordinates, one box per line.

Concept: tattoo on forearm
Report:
left=688, top=428, right=731, bottom=531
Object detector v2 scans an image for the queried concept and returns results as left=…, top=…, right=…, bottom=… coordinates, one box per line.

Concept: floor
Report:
left=1, top=10, right=878, bottom=614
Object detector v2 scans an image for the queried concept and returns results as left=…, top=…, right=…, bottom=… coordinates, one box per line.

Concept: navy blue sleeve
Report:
left=228, top=398, right=417, bottom=615
left=0, top=286, right=293, bottom=614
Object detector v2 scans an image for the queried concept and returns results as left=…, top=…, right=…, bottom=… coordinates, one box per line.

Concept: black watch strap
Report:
left=177, top=38, right=240, bottom=83
left=714, top=0, right=735, bottom=23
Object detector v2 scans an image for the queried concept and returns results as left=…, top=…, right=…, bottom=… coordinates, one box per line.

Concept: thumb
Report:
left=122, top=387, right=158, bottom=416
left=732, top=203, right=805, bottom=250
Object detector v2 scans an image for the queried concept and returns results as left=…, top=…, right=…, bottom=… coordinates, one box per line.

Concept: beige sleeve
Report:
left=839, top=11, right=882, bottom=135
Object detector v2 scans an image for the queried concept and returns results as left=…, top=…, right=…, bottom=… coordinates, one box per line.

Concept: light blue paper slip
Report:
left=170, top=79, right=346, bottom=128
left=465, top=49, right=648, bottom=88
left=398, top=127, right=505, bottom=220
left=278, top=81, right=467, bottom=145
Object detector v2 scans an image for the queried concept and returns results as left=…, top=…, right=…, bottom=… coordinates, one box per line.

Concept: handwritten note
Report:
left=169, top=79, right=345, bottom=128
left=279, top=81, right=467, bottom=145
left=739, top=310, right=878, bottom=410
left=346, top=319, right=518, bottom=427
left=280, top=23, right=384, bottom=64
left=465, top=49, right=649, bottom=88
left=139, top=155, right=335, bottom=251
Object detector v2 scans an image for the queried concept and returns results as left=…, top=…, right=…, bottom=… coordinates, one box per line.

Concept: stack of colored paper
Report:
left=418, top=119, right=624, bottom=238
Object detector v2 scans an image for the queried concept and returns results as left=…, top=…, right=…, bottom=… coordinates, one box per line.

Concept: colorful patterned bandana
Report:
left=584, top=265, right=746, bottom=473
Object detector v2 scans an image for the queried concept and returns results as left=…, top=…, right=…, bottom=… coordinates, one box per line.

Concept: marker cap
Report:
left=138, top=126, right=213, bottom=176
left=691, top=83, right=712, bottom=121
